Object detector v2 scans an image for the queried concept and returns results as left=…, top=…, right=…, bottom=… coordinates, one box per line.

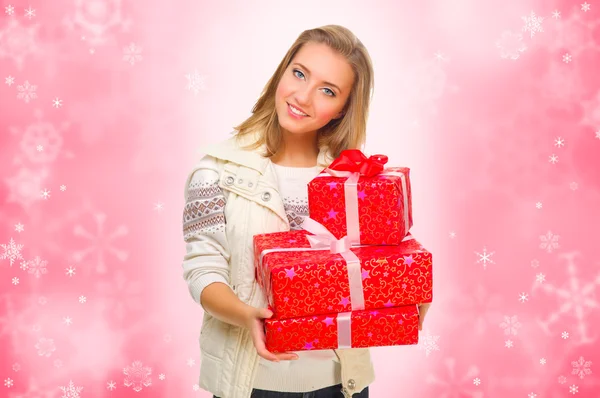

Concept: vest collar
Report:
left=200, top=130, right=334, bottom=174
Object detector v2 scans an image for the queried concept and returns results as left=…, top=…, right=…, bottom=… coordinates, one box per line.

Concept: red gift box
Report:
left=254, top=229, right=432, bottom=320
left=307, top=150, right=413, bottom=245
left=265, top=304, right=419, bottom=352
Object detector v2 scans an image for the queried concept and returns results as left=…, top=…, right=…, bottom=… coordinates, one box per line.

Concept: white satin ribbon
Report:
left=337, top=312, right=352, bottom=348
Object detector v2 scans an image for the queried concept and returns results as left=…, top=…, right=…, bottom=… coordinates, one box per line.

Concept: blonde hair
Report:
left=232, top=24, right=375, bottom=161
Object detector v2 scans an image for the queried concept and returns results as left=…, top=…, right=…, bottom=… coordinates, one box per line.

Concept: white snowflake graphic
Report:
left=418, top=329, right=440, bottom=357
left=12, top=277, right=19, bottom=285
left=496, top=31, right=527, bottom=60
left=500, top=315, right=522, bottom=336
left=59, top=380, right=83, bottom=398
left=1, top=238, right=24, bottom=266
left=123, top=42, right=142, bottom=65
left=24, top=6, right=35, bottom=19
left=71, top=212, right=129, bottom=274
left=562, top=331, right=570, bottom=339
left=25, top=256, right=48, bottom=278
left=53, top=97, right=63, bottom=108
left=5, top=5, right=15, bottom=15
left=518, top=292, right=529, bottom=303
left=540, top=358, right=546, bottom=365
left=107, top=380, right=116, bottom=390
left=35, top=337, right=56, bottom=357
left=549, top=154, right=559, bottom=164
left=539, top=231, right=560, bottom=253
left=66, top=266, right=76, bottom=277
left=425, top=357, right=483, bottom=398
left=536, top=273, right=545, bottom=283
left=552, top=10, right=561, bottom=19
left=581, top=2, right=591, bottom=12
left=572, top=356, right=592, bottom=379
left=555, top=137, right=565, bottom=147
left=569, top=384, right=578, bottom=394
left=473, top=377, right=480, bottom=386
left=563, top=53, right=573, bottom=63
left=534, top=252, right=598, bottom=344
left=123, top=360, right=152, bottom=392
left=17, top=80, right=37, bottom=103
left=15, top=223, right=24, bottom=232
left=475, top=246, right=495, bottom=269
left=185, top=69, right=206, bottom=95
left=4, top=378, right=13, bottom=387
left=522, top=11, right=544, bottom=38
left=505, top=339, right=514, bottom=348
left=41, top=189, right=51, bottom=199
left=6, top=75, right=15, bottom=85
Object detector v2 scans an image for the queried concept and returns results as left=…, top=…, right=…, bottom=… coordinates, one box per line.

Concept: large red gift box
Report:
left=265, top=304, right=419, bottom=352
left=254, top=229, right=432, bottom=320
left=308, top=164, right=413, bottom=246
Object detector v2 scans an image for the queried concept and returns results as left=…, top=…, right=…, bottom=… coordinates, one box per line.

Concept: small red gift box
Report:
left=307, top=150, right=413, bottom=246
left=254, top=228, right=432, bottom=320
left=265, top=304, right=419, bottom=352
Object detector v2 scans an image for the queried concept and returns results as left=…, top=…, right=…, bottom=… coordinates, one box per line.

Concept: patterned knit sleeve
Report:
left=181, top=155, right=231, bottom=311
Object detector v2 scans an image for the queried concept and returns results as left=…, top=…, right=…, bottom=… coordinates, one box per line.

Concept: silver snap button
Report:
left=225, top=176, right=234, bottom=185
left=248, top=182, right=253, bottom=188
left=261, top=192, right=271, bottom=201
left=237, top=178, right=243, bottom=184
left=347, top=379, right=356, bottom=390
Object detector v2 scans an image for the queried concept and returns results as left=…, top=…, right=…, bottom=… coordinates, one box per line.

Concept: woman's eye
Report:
left=293, top=69, right=335, bottom=97
left=323, top=88, right=335, bottom=97
left=293, top=69, right=305, bottom=79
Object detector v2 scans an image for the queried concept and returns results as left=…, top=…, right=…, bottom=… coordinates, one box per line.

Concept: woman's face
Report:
left=275, top=42, right=355, bottom=137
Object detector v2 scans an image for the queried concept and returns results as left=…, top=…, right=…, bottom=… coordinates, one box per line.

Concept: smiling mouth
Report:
left=287, top=103, right=309, bottom=117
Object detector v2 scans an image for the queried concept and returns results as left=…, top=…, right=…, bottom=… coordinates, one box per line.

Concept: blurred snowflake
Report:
left=540, top=231, right=560, bottom=254
left=425, top=357, right=483, bottom=398
left=123, top=360, right=152, bottom=392
left=71, top=212, right=128, bottom=274
left=534, top=252, right=598, bottom=344
left=185, top=69, right=206, bottom=95
left=63, top=0, right=132, bottom=47
left=0, top=18, right=40, bottom=69
left=496, top=31, right=527, bottom=60
left=500, top=315, right=522, bottom=336
left=418, top=329, right=440, bottom=357
left=572, top=356, right=592, bottom=379
left=59, top=380, right=82, bottom=398
left=522, top=11, right=544, bottom=39
left=123, top=42, right=142, bottom=66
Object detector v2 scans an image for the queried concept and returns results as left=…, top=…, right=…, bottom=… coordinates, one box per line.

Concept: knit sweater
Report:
left=184, top=161, right=341, bottom=393
left=252, top=163, right=341, bottom=392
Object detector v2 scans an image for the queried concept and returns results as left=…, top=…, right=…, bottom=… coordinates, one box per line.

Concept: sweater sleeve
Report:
left=181, top=155, right=232, bottom=312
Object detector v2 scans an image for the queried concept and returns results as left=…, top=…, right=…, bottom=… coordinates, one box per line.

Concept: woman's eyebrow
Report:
left=292, top=62, right=341, bottom=93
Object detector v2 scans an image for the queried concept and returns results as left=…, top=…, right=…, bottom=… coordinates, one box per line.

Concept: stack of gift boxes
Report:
left=253, top=150, right=433, bottom=353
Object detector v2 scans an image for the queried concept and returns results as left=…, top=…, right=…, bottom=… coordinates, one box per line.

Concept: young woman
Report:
left=182, top=24, right=430, bottom=398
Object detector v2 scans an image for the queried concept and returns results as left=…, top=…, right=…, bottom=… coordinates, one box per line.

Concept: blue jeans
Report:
left=213, top=383, right=369, bottom=397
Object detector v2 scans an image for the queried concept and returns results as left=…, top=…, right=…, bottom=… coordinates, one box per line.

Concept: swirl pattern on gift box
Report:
left=264, top=304, right=419, bottom=352
left=253, top=229, right=432, bottom=320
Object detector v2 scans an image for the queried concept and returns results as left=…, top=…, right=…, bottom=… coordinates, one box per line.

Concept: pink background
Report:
left=1, top=0, right=599, bottom=397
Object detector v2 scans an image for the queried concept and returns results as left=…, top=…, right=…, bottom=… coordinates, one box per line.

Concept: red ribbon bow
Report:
left=328, top=149, right=388, bottom=177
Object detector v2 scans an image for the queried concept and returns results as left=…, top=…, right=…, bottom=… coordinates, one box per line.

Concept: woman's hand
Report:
left=418, top=302, right=431, bottom=331
left=242, top=306, right=299, bottom=362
